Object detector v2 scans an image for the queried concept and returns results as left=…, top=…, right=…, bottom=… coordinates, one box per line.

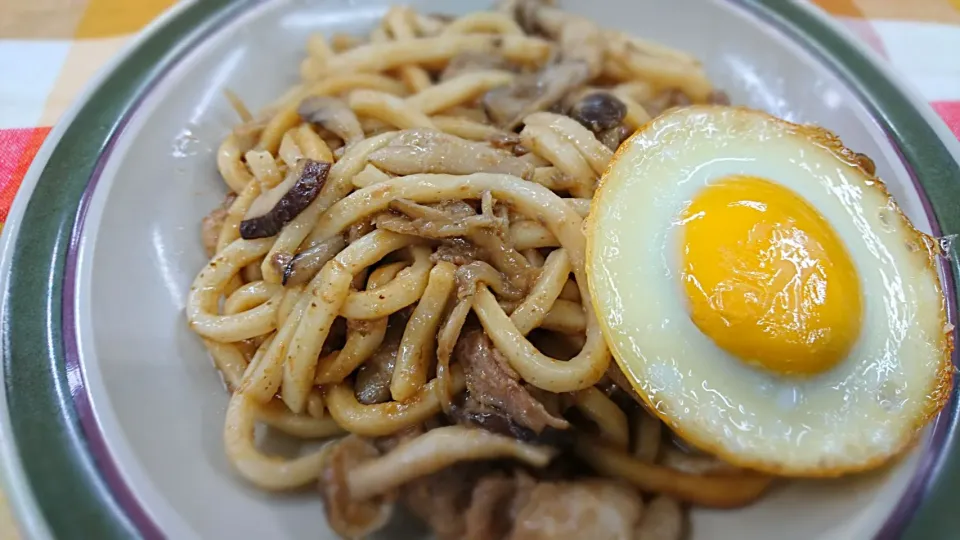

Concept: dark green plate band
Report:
left=1, top=1, right=244, bottom=537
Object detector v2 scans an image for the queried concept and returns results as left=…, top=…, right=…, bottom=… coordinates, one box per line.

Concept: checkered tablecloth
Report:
left=0, top=0, right=958, bottom=537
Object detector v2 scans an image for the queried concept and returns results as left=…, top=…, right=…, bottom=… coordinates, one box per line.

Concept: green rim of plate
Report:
left=1, top=0, right=958, bottom=538
left=1, top=0, right=242, bottom=537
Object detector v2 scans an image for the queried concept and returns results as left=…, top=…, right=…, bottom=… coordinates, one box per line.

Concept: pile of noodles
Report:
left=187, top=1, right=772, bottom=538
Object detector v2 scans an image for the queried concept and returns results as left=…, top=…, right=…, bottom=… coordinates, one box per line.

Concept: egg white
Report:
left=587, top=107, right=951, bottom=475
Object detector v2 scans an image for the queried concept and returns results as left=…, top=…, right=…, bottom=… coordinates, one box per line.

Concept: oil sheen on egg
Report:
left=586, top=106, right=953, bottom=476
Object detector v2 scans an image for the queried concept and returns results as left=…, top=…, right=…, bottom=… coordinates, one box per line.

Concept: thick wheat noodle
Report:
left=540, top=298, right=587, bottom=334
left=530, top=166, right=571, bottom=191
left=298, top=172, right=609, bottom=391
left=315, top=262, right=406, bottom=384
left=614, top=80, right=655, bottom=103
left=245, top=149, right=284, bottom=188
left=435, top=297, right=472, bottom=410
left=609, top=30, right=701, bottom=65
left=282, top=231, right=423, bottom=413
left=430, top=115, right=508, bottom=141
left=203, top=339, right=248, bottom=391
left=279, top=73, right=409, bottom=112
left=522, top=248, right=545, bottom=268
left=347, top=426, right=555, bottom=501
left=223, top=392, right=329, bottom=490
left=278, top=130, right=305, bottom=167
left=439, top=11, right=524, bottom=36
left=277, top=285, right=304, bottom=329
left=351, top=164, right=392, bottom=189
left=261, top=131, right=399, bottom=283
left=384, top=6, right=433, bottom=92
left=406, top=71, right=514, bottom=115
left=253, top=399, right=344, bottom=439
left=187, top=238, right=282, bottom=342
left=611, top=89, right=653, bottom=130
left=308, top=32, right=335, bottom=64
left=240, top=304, right=306, bottom=403
left=325, top=365, right=467, bottom=437
left=318, top=35, right=551, bottom=76
left=216, top=179, right=260, bottom=253
left=391, top=261, right=456, bottom=401
left=565, top=197, right=591, bottom=217
left=295, top=123, right=334, bottom=162
left=510, top=249, right=571, bottom=335
left=510, top=220, right=559, bottom=250
left=524, top=112, right=613, bottom=175
left=224, top=281, right=284, bottom=315
left=340, top=244, right=433, bottom=320
left=576, top=438, right=774, bottom=508
left=348, top=90, right=436, bottom=130
left=609, top=45, right=711, bottom=101
left=474, top=286, right=607, bottom=391
left=575, top=387, right=629, bottom=450
left=224, top=88, right=254, bottom=122
left=307, top=391, right=327, bottom=420
left=259, top=104, right=300, bottom=154
left=633, top=411, right=662, bottom=462
left=217, top=134, right=254, bottom=193
left=507, top=199, right=594, bottom=249
left=520, top=124, right=596, bottom=198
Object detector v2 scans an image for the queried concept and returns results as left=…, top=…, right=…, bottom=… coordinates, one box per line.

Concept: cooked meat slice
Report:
left=320, top=435, right=394, bottom=540
left=201, top=208, right=229, bottom=257
left=464, top=474, right=520, bottom=540
left=200, top=192, right=236, bottom=257
left=401, top=464, right=484, bottom=540
left=368, top=128, right=534, bottom=179
left=507, top=480, right=644, bottom=540
left=455, top=330, right=568, bottom=433
left=449, top=402, right=575, bottom=449
left=636, top=496, right=685, bottom=540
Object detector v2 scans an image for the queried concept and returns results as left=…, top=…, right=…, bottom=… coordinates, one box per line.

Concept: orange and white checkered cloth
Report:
left=0, top=0, right=959, bottom=536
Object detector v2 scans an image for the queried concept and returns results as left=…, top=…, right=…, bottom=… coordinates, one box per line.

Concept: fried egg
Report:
left=585, top=106, right=953, bottom=476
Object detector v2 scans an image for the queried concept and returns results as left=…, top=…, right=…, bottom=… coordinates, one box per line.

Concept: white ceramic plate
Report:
left=2, top=1, right=960, bottom=539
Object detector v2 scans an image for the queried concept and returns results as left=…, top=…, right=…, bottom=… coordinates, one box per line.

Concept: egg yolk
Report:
left=679, top=176, right=862, bottom=376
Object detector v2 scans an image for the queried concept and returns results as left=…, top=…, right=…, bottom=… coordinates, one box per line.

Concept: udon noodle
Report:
left=188, top=1, right=772, bottom=538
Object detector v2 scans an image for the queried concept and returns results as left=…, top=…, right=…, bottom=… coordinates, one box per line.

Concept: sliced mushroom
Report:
left=568, top=92, right=627, bottom=133
left=598, top=124, right=632, bottom=151
left=298, top=96, right=365, bottom=146
left=482, top=61, right=591, bottom=131
left=282, top=234, right=347, bottom=286
left=368, top=128, right=534, bottom=179
left=503, top=0, right=604, bottom=77
left=239, top=159, right=331, bottom=239
left=455, top=261, right=525, bottom=301
left=376, top=198, right=505, bottom=240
